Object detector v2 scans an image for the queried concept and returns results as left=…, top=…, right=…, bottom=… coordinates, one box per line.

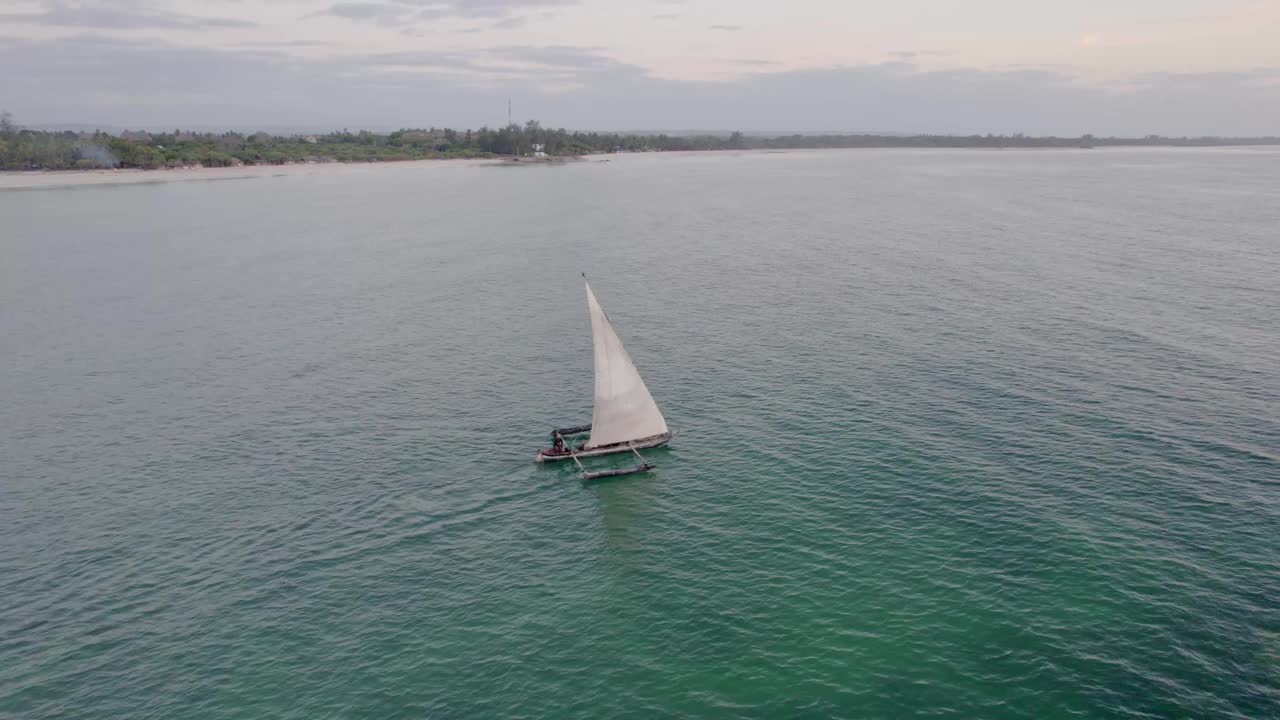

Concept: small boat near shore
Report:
left=534, top=278, right=674, bottom=479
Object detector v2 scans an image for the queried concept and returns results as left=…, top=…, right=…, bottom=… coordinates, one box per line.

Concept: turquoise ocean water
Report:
left=2, top=149, right=1278, bottom=718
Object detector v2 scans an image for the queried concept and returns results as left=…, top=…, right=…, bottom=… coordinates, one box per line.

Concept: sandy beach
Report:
left=0, top=157, right=500, bottom=190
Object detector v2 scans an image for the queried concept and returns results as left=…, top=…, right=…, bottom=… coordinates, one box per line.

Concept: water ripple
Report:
left=3, top=149, right=1279, bottom=718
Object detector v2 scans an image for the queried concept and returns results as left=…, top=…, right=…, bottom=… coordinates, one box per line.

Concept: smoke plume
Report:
left=78, top=144, right=119, bottom=168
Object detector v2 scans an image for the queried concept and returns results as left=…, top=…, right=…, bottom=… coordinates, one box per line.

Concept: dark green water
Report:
left=2, top=149, right=1278, bottom=719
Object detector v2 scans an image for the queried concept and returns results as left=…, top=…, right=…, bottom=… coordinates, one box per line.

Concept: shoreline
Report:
left=5, top=145, right=1278, bottom=190
left=0, top=156, right=501, bottom=190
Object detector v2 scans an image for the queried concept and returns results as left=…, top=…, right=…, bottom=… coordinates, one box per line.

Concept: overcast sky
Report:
left=2, top=0, right=1278, bottom=134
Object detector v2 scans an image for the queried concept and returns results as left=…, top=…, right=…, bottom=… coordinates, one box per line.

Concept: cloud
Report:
left=321, top=44, right=646, bottom=89
left=1002, top=63, right=1063, bottom=71
left=363, top=50, right=484, bottom=71
left=1134, top=9, right=1238, bottom=26
left=489, top=15, right=527, bottom=29
left=319, top=0, right=578, bottom=24
left=1127, top=67, right=1280, bottom=91
left=234, top=40, right=336, bottom=49
left=891, top=50, right=954, bottom=60
left=0, top=1, right=255, bottom=29
left=708, top=24, right=741, bottom=31
left=2, top=34, right=1277, bottom=137
left=490, top=45, right=632, bottom=72
left=420, top=0, right=578, bottom=18
left=321, top=2, right=409, bottom=23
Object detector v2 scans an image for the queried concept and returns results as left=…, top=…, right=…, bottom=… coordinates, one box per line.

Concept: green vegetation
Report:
left=1, top=110, right=1277, bottom=171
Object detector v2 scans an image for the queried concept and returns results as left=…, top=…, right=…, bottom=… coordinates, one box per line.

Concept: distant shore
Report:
left=6, top=112, right=1280, bottom=175
left=5, top=144, right=1280, bottom=190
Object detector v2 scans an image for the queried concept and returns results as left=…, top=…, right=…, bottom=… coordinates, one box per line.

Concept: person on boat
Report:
left=552, top=435, right=567, bottom=454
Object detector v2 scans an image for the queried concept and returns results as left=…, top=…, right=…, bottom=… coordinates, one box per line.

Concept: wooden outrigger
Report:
left=535, top=425, right=674, bottom=480
left=573, top=444, right=655, bottom=481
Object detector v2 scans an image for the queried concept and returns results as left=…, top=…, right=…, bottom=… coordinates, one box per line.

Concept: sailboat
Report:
left=535, top=278, right=675, bottom=479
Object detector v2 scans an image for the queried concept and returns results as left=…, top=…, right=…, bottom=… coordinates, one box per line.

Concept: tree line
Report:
left=2, top=111, right=1277, bottom=171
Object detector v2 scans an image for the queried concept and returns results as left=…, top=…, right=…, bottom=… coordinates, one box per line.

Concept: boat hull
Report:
left=533, top=432, right=674, bottom=463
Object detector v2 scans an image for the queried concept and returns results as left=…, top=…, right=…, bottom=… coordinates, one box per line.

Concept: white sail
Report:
left=584, top=282, right=669, bottom=449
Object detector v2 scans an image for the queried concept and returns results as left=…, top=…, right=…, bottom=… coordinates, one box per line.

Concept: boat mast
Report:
left=508, top=98, right=518, bottom=157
